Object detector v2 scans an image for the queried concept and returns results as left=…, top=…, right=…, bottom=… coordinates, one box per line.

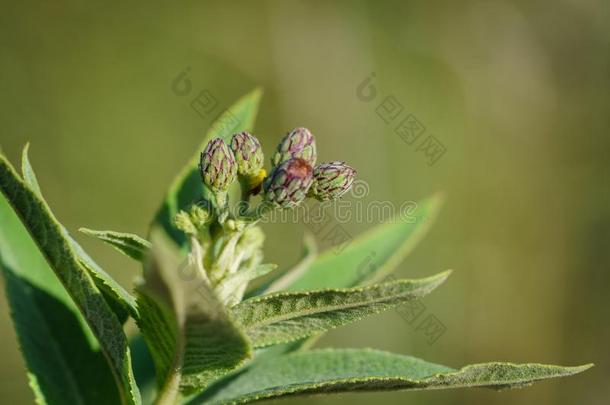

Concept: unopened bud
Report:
left=174, top=210, right=198, bottom=235
left=263, top=158, right=314, bottom=208
left=271, top=127, right=316, bottom=167
left=310, top=161, right=356, bottom=201
left=230, top=132, right=264, bottom=177
left=199, top=138, right=237, bottom=192
left=190, top=204, right=212, bottom=228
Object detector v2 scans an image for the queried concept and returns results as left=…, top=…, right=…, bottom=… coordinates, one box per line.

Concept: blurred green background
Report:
left=1, top=0, right=608, bottom=404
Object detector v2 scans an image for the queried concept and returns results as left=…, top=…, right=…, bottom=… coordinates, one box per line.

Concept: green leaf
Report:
left=136, top=232, right=252, bottom=400
left=0, top=195, right=121, bottom=405
left=153, top=88, right=263, bottom=246
left=0, top=154, right=141, bottom=405
left=231, top=271, right=450, bottom=348
left=22, top=145, right=139, bottom=321
left=252, top=196, right=442, bottom=356
left=21, top=143, right=42, bottom=196
left=79, top=228, right=151, bottom=262
left=286, top=193, right=444, bottom=291
left=74, top=240, right=140, bottom=321
left=223, top=264, right=278, bottom=288
left=129, top=334, right=157, bottom=405
left=217, top=264, right=278, bottom=306
left=135, top=293, right=179, bottom=403
left=192, top=349, right=592, bottom=405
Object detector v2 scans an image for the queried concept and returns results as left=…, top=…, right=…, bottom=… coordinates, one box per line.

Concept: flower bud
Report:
left=230, top=132, right=264, bottom=177
left=263, top=158, right=314, bottom=208
left=310, top=161, right=356, bottom=201
left=190, top=204, right=212, bottom=228
left=271, top=127, right=317, bottom=167
left=174, top=210, right=198, bottom=235
left=199, top=138, right=237, bottom=192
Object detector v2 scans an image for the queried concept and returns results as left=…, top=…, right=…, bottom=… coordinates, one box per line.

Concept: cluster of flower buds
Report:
left=198, top=126, right=356, bottom=214
left=264, top=127, right=356, bottom=207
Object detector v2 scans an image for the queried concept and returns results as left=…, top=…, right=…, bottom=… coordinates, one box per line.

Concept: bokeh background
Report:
left=1, top=0, right=608, bottom=404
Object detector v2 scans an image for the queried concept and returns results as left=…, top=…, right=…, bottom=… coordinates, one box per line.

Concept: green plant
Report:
left=0, top=89, right=591, bottom=405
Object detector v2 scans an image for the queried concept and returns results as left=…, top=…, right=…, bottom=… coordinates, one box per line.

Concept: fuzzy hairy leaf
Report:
left=192, top=348, right=592, bottom=404
left=153, top=88, right=263, bottom=246
left=0, top=154, right=141, bottom=405
left=128, top=334, right=157, bottom=405
left=264, top=194, right=445, bottom=355
left=232, top=271, right=451, bottom=348
left=80, top=228, right=151, bottom=262
left=217, top=264, right=277, bottom=306
left=69, top=234, right=139, bottom=320
left=21, top=143, right=42, bottom=196
left=286, top=193, right=444, bottom=291
left=136, top=232, right=252, bottom=399
left=222, top=264, right=278, bottom=291
left=0, top=195, right=121, bottom=405
left=22, top=145, right=139, bottom=320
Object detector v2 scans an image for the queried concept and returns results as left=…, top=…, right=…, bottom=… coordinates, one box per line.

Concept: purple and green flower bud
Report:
left=230, top=132, right=264, bottom=177
left=263, top=157, right=314, bottom=208
left=199, top=138, right=237, bottom=193
left=310, top=161, right=356, bottom=201
left=271, top=127, right=317, bottom=167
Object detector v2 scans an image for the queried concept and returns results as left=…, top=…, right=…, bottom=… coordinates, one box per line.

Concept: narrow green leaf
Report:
left=217, top=264, right=278, bottom=306
left=256, top=183, right=443, bottom=357
left=226, top=264, right=278, bottom=286
left=0, top=154, right=141, bottom=405
left=192, top=349, right=592, bottom=405
left=231, top=271, right=450, bottom=348
left=22, top=145, right=139, bottom=320
left=286, top=193, right=444, bottom=291
left=240, top=232, right=318, bottom=356
left=0, top=195, right=121, bottom=405
left=74, top=240, right=139, bottom=321
left=153, top=88, right=263, bottom=246
left=21, top=143, right=42, bottom=196
left=129, top=334, right=158, bottom=405
left=135, top=293, right=179, bottom=403
left=80, top=228, right=152, bottom=262
left=136, top=232, right=252, bottom=398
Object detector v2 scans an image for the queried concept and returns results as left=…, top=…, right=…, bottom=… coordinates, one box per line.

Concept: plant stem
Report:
left=154, top=372, right=181, bottom=405
left=214, top=191, right=229, bottom=223
left=239, top=177, right=252, bottom=205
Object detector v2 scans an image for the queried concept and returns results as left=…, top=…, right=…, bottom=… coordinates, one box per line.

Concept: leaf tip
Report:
left=250, top=86, right=264, bottom=99
left=78, top=227, right=94, bottom=236
left=570, top=363, right=594, bottom=374
left=428, top=191, right=446, bottom=211
left=428, top=269, right=452, bottom=287
left=21, top=143, right=33, bottom=170
left=303, top=231, right=317, bottom=252
left=541, top=362, right=594, bottom=380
